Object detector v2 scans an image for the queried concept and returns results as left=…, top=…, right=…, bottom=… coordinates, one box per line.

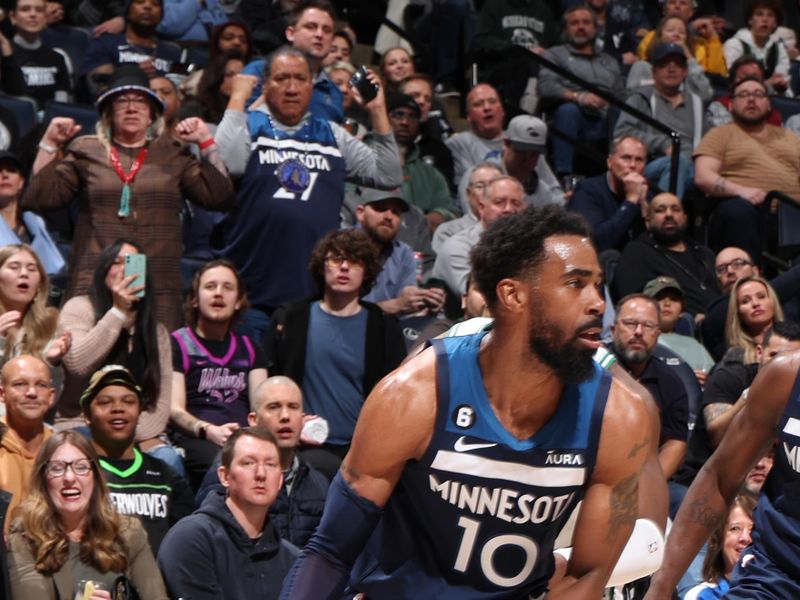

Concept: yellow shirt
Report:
left=0, top=419, right=52, bottom=532
left=637, top=30, right=728, bottom=76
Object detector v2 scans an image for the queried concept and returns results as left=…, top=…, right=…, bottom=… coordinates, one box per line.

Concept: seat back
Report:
left=43, top=101, right=98, bottom=136
left=0, top=94, right=37, bottom=139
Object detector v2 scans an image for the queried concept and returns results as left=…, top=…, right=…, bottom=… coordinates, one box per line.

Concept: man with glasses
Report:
left=265, top=229, right=406, bottom=473
left=433, top=162, right=503, bottom=253
left=82, top=365, right=193, bottom=553
left=432, top=175, right=526, bottom=297
left=702, top=246, right=800, bottom=360
left=158, top=427, right=298, bottom=600
left=695, top=76, right=800, bottom=263
left=610, top=294, right=689, bottom=479
left=386, top=93, right=454, bottom=232
left=0, top=355, right=54, bottom=534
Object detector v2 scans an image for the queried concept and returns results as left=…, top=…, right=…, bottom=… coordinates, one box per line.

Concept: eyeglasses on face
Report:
left=45, top=459, right=93, bottom=478
left=112, top=95, right=150, bottom=109
left=715, top=258, right=752, bottom=275
left=617, top=318, right=659, bottom=332
left=732, top=90, right=767, bottom=100
left=324, top=254, right=364, bottom=268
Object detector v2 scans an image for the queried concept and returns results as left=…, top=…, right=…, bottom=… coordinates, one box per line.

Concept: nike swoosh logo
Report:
left=454, top=436, right=497, bottom=452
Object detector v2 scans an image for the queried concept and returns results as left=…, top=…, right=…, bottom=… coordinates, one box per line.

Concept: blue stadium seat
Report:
left=769, top=94, right=800, bottom=123
left=0, top=94, right=37, bottom=138
left=42, top=25, right=92, bottom=84
left=43, top=101, right=98, bottom=136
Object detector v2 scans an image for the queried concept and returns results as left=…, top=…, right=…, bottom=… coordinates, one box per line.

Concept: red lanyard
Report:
left=110, top=145, right=148, bottom=217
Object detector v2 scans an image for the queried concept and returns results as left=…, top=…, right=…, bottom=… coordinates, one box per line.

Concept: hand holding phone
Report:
left=124, top=254, right=146, bottom=298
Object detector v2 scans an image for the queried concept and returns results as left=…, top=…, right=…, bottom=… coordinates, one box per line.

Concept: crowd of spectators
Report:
left=0, top=0, right=800, bottom=597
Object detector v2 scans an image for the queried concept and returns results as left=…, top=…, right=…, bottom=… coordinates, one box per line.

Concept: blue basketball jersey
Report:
left=350, top=331, right=611, bottom=598
left=750, top=366, right=800, bottom=577
left=219, top=112, right=346, bottom=308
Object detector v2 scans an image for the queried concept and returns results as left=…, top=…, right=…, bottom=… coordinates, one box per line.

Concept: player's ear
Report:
left=495, top=278, right=527, bottom=313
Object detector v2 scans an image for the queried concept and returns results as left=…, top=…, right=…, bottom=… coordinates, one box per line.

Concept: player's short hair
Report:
left=470, top=205, right=592, bottom=310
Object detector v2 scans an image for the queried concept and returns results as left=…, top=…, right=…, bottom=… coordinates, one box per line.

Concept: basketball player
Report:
left=646, top=348, right=800, bottom=599
left=281, top=205, right=655, bottom=598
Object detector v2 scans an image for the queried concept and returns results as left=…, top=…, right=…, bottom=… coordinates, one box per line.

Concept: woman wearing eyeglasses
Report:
left=22, top=63, right=236, bottom=331
left=6, top=430, right=168, bottom=599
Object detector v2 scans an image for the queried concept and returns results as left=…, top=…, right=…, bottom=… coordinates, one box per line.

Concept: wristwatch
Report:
left=197, top=422, right=208, bottom=439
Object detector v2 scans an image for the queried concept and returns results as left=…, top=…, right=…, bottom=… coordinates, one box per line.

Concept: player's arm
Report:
left=548, top=379, right=653, bottom=599
left=279, top=349, right=437, bottom=599
left=705, top=395, right=746, bottom=447
left=609, top=362, right=668, bottom=528
left=644, top=353, right=797, bottom=600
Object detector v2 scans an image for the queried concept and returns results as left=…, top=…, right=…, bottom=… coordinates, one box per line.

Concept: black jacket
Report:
left=157, top=489, right=298, bottom=600
left=195, top=454, right=330, bottom=548
left=264, top=298, right=407, bottom=398
left=613, top=232, right=720, bottom=315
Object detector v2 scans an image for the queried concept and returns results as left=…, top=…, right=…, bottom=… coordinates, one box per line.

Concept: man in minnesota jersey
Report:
left=281, top=205, right=657, bottom=599
left=82, top=365, right=194, bottom=553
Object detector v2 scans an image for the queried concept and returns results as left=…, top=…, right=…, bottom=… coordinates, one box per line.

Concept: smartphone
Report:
left=424, top=277, right=446, bottom=291
left=124, top=254, right=146, bottom=298
left=349, top=66, right=379, bottom=103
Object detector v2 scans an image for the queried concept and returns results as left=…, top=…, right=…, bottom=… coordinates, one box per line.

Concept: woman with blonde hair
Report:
left=6, top=430, right=167, bottom=599
left=0, top=243, right=70, bottom=366
left=22, top=63, right=235, bottom=330
left=724, top=275, right=783, bottom=363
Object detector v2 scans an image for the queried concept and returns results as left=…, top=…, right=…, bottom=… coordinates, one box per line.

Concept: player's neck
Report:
left=479, top=333, right=565, bottom=439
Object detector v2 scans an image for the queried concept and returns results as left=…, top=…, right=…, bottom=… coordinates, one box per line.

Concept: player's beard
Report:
left=527, top=310, right=599, bottom=384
